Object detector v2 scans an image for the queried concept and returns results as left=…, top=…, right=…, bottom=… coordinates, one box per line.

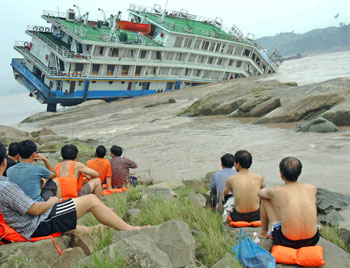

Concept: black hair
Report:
left=8, top=142, right=19, bottom=157
left=96, top=145, right=107, bottom=158
left=18, top=140, right=37, bottom=159
left=61, top=144, right=79, bottom=160
left=279, top=157, right=302, bottom=182
left=234, top=150, right=252, bottom=169
left=0, top=142, right=6, bottom=166
left=221, top=153, right=234, bottom=168
left=110, top=145, right=122, bottom=156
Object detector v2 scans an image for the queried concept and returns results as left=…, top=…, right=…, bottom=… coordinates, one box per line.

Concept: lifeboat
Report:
left=117, top=21, right=151, bottom=34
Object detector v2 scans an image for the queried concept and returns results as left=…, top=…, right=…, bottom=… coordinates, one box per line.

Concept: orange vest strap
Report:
left=102, top=188, right=129, bottom=196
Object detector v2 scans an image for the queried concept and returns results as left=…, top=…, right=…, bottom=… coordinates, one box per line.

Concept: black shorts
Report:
left=272, top=224, right=320, bottom=249
left=31, top=199, right=77, bottom=237
left=230, top=208, right=260, bottom=222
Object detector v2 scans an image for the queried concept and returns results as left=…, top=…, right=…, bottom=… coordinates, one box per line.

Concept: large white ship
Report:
left=11, top=4, right=282, bottom=112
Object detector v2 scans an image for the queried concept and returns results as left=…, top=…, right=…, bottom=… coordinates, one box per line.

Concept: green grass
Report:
left=320, top=224, right=350, bottom=253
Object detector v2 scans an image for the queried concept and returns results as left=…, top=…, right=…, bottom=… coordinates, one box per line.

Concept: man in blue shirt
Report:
left=7, top=140, right=57, bottom=202
left=210, top=153, right=236, bottom=212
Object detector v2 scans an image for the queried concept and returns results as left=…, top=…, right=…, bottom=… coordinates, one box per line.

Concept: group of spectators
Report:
left=0, top=140, right=145, bottom=241
left=210, top=150, right=320, bottom=249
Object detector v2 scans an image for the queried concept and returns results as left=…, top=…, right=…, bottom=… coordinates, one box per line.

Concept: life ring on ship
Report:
left=39, top=26, right=44, bottom=32
left=33, top=26, right=38, bottom=31
left=45, top=27, right=51, bottom=32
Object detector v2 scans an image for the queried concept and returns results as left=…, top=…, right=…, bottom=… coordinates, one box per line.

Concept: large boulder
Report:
left=188, top=192, right=207, bottom=208
left=316, top=188, right=350, bottom=214
left=53, top=247, right=86, bottom=268
left=142, top=187, right=177, bottom=201
left=0, top=236, right=71, bottom=268
left=147, top=180, right=185, bottom=190
left=294, top=118, right=340, bottom=133
left=0, top=125, right=32, bottom=146
left=211, top=253, right=239, bottom=268
left=321, top=101, right=350, bottom=126
left=249, top=98, right=281, bottom=117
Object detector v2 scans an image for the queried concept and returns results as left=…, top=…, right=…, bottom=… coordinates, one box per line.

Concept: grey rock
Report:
left=249, top=98, right=281, bottom=117
left=321, top=101, right=350, bottom=126
left=53, top=247, right=86, bottom=268
left=211, top=253, right=239, bottom=268
left=204, top=171, right=216, bottom=184
left=316, top=188, right=350, bottom=214
left=319, top=210, right=345, bottom=226
left=295, top=117, right=340, bottom=133
left=126, top=208, right=141, bottom=221
left=147, top=180, right=185, bottom=190
left=71, top=233, right=95, bottom=256
left=0, top=236, right=71, bottom=268
left=142, top=187, right=177, bottom=201
left=339, top=228, right=350, bottom=244
left=188, top=192, right=207, bottom=208
left=0, top=125, right=32, bottom=146
left=183, top=178, right=206, bottom=193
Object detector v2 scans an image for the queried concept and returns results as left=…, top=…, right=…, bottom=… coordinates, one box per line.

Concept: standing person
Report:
left=56, top=144, right=102, bottom=199
left=4, top=142, right=20, bottom=176
left=87, top=145, right=112, bottom=186
left=221, top=150, right=264, bottom=222
left=0, top=141, right=148, bottom=240
left=110, top=145, right=138, bottom=189
left=7, top=140, right=57, bottom=202
left=258, top=157, right=319, bottom=248
left=210, top=153, right=236, bottom=212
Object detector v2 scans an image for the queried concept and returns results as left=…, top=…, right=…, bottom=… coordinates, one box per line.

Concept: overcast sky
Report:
left=1, top=0, right=349, bottom=95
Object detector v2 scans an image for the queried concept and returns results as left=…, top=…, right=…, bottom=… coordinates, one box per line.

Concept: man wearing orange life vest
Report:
left=56, top=144, right=102, bottom=199
left=87, top=145, right=112, bottom=188
left=0, top=141, right=148, bottom=240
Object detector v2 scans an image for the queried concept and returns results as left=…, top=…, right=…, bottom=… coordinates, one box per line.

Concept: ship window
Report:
left=171, top=68, right=180, bottom=76
left=176, top=53, right=185, bottom=61
left=107, top=65, right=115, bottom=76
left=236, top=61, right=242, bottom=68
left=209, top=42, right=215, bottom=51
left=256, top=57, right=261, bottom=64
left=184, top=38, right=193, bottom=48
left=229, top=59, right=234, bottom=66
left=140, top=50, right=147, bottom=59
left=92, top=80, right=96, bottom=84
left=202, top=70, right=210, bottom=78
left=194, top=39, right=201, bottom=49
left=161, top=67, right=170, bottom=75
left=197, top=55, right=206, bottom=63
left=166, top=82, right=174, bottom=89
left=220, top=44, right=226, bottom=53
left=121, top=66, right=129, bottom=76
left=202, top=41, right=209, bottom=50
left=111, top=48, right=119, bottom=57
left=185, top=68, right=191, bottom=76
left=75, top=63, right=84, bottom=72
left=109, top=81, right=113, bottom=84
left=195, top=69, right=201, bottom=77
left=99, top=47, right=105, bottom=56
left=217, top=58, right=222, bottom=65
left=49, top=81, right=53, bottom=88
left=188, top=54, right=196, bottom=62
left=165, top=52, right=175, bottom=61
left=226, top=45, right=234, bottom=55
left=208, top=57, right=214, bottom=64
left=135, top=66, right=142, bottom=76
left=92, top=64, right=100, bottom=75
left=125, top=49, right=135, bottom=58
left=174, top=37, right=184, bottom=48
left=215, top=44, right=221, bottom=52
left=243, top=49, right=250, bottom=57
left=156, top=51, right=162, bottom=60
left=251, top=53, right=256, bottom=61
left=234, top=46, right=243, bottom=56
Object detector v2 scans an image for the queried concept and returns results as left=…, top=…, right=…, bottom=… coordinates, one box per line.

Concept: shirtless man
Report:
left=221, top=150, right=264, bottom=222
left=258, top=157, right=319, bottom=248
left=57, top=144, right=102, bottom=199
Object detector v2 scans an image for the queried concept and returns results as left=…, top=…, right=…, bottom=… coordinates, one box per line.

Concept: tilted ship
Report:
left=11, top=3, right=282, bottom=112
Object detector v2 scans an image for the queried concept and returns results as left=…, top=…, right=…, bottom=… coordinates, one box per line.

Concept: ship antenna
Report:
left=162, top=0, right=169, bottom=21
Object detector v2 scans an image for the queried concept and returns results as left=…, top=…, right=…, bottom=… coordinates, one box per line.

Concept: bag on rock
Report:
left=233, top=228, right=276, bottom=268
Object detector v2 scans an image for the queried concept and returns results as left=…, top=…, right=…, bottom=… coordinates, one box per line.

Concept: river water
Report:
left=7, top=50, right=350, bottom=194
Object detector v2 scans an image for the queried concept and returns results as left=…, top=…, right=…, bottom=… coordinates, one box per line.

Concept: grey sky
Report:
left=1, top=0, right=349, bottom=95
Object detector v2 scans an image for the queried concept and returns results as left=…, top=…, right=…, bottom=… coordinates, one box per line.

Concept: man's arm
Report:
left=106, top=177, right=112, bottom=189
left=258, top=188, right=273, bottom=200
left=34, top=153, right=56, bottom=178
left=76, top=162, right=99, bottom=178
left=27, top=196, right=60, bottom=216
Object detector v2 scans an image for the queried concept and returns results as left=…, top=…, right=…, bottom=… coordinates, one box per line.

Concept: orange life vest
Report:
left=0, top=212, right=62, bottom=254
left=227, top=216, right=262, bottom=227
left=56, top=161, right=83, bottom=199
left=102, top=188, right=129, bottom=196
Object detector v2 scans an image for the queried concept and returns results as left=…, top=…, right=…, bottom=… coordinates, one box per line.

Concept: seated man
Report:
left=210, top=153, right=236, bottom=212
left=258, top=157, right=319, bottom=249
left=221, top=150, right=264, bottom=222
left=7, top=140, right=58, bottom=202
left=56, top=144, right=102, bottom=199
left=110, top=145, right=138, bottom=189
left=0, top=141, right=147, bottom=240
left=4, top=142, right=20, bottom=177
left=87, top=145, right=112, bottom=187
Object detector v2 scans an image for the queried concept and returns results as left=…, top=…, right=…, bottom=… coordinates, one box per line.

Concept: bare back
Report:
left=270, top=183, right=317, bottom=240
left=58, top=161, right=98, bottom=179
left=226, top=171, right=264, bottom=213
